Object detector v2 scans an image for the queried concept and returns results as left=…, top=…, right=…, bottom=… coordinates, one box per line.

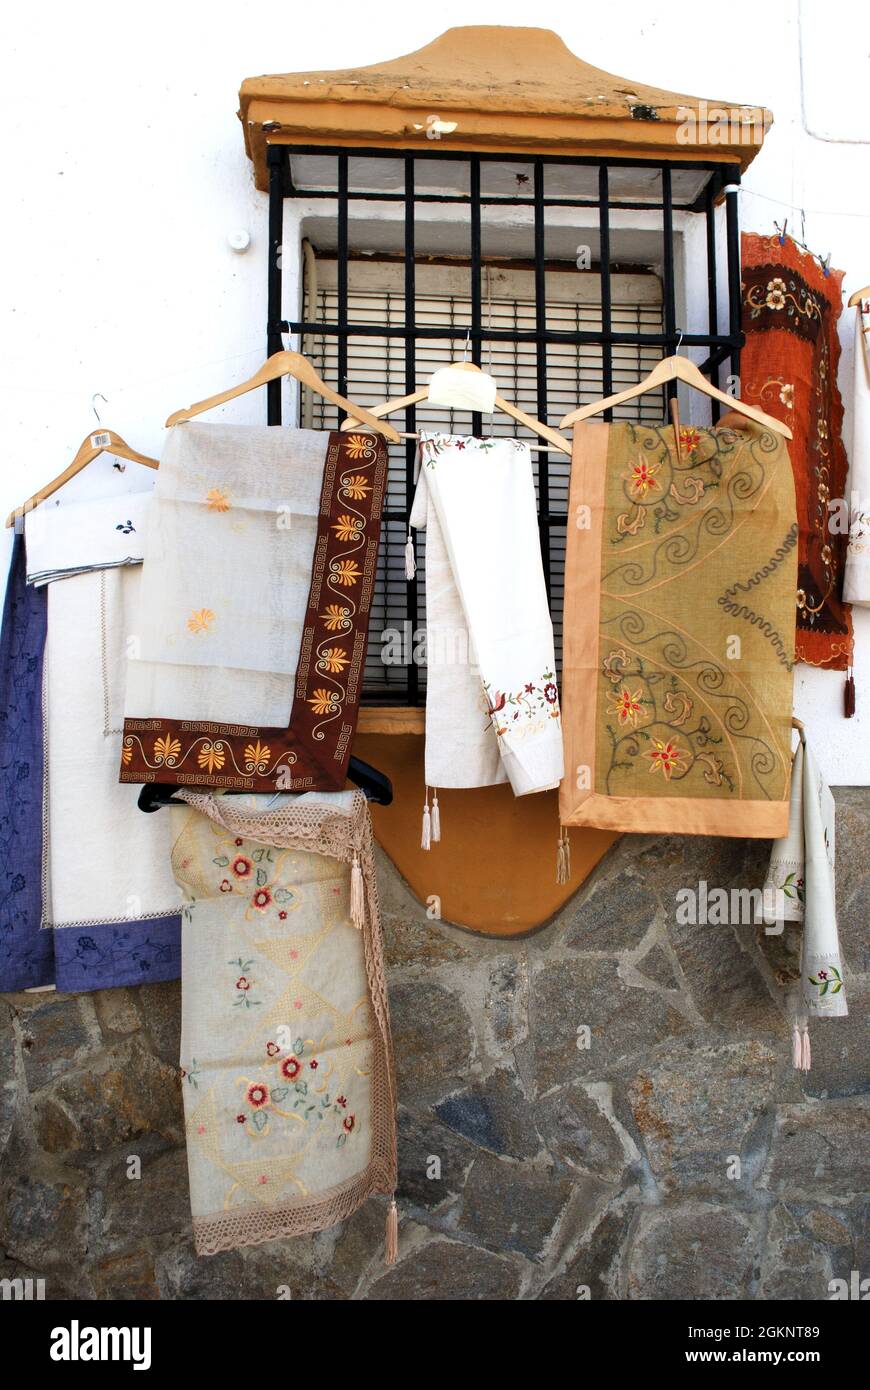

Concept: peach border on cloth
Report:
left=558, top=422, right=790, bottom=840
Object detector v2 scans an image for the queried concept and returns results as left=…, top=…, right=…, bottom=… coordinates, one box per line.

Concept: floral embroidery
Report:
left=626, top=456, right=661, bottom=499
left=230, top=959, right=261, bottom=1008
left=318, top=647, right=349, bottom=674
left=251, top=888, right=272, bottom=911
left=243, top=740, right=271, bottom=774
left=197, top=742, right=226, bottom=774
left=187, top=608, right=215, bottom=634
left=807, top=964, right=843, bottom=997
left=115, top=519, right=136, bottom=535
left=645, top=738, right=686, bottom=780
left=483, top=669, right=561, bottom=735
left=608, top=686, right=644, bottom=728
left=308, top=688, right=340, bottom=716
left=778, top=870, right=805, bottom=904
left=330, top=559, right=361, bottom=587
left=153, top=734, right=181, bottom=765
left=344, top=435, right=375, bottom=461
left=602, top=649, right=631, bottom=686
left=764, top=276, right=788, bottom=310
left=231, top=855, right=253, bottom=879
left=205, top=488, right=231, bottom=512
left=678, top=426, right=701, bottom=456
left=342, top=474, right=371, bottom=500
left=332, top=514, right=362, bottom=543
left=120, top=744, right=132, bottom=765
left=281, top=1056, right=302, bottom=1081
left=320, top=603, right=351, bottom=631
left=246, top=1082, right=270, bottom=1108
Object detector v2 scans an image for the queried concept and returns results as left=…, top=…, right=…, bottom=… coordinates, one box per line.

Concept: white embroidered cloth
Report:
left=172, top=789, right=396, bottom=1255
left=844, top=299, right=870, bottom=606
left=124, top=423, right=330, bottom=728
left=25, top=491, right=152, bottom=586
left=761, top=735, right=847, bottom=1019
left=41, top=566, right=180, bottom=930
left=411, top=433, right=563, bottom=796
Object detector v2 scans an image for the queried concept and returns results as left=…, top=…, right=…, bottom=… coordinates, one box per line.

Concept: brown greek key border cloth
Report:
left=120, top=426, right=387, bottom=792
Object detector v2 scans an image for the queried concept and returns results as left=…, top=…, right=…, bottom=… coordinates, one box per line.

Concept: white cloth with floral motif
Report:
left=844, top=299, right=870, bottom=605
left=411, top=433, right=563, bottom=795
left=761, top=734, right=847, bottom=1018
left=125, top=423, right=331, bottom=728
left=24, top=490, right=152, bottom=586
left=173, top=791, right=386, bottom=1253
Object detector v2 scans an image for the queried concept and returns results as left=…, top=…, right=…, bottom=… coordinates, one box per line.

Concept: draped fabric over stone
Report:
left=740, top=233, right=852, bottom=671
left=411, top=433, right=563, bottom=796
left=172, top=789, right=397, bottom=1255
left=120, top=424, right=387, bottom=793
left=560, top=421, right=797, bottom=837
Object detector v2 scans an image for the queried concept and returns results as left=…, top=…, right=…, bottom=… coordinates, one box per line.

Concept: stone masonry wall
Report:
left=1, top=790, right=868, bottom=1301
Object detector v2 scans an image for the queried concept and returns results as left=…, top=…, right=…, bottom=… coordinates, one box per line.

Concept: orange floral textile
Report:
left=740, top=233, right=852, bottom=670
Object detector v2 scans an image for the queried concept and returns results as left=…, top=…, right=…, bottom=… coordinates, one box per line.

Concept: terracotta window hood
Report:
left=239, top=26, right=772, bottom=191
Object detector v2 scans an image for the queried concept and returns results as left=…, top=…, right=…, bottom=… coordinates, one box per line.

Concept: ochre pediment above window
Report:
left=239, top=26, right=772, bottom=190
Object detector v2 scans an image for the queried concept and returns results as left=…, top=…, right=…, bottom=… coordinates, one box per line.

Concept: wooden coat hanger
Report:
left=848, top=285, right=870, bottom=308
left=559, top=354, right=793, bottom=441
left=341, top=360, right=572, bottom=456
left=165, top=349, right=401, bottom=442
left=5, top=427, right=158, bottom=529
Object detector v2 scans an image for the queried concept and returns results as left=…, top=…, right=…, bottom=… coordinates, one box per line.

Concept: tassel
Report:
left=431, top=789, right=441, bottom=842
left=791, top=1023, right=802, bottom=1070
left=556, top=827, right=570, bottom=884
left=801, top=1024, right=812, bottom=1073
left=844, top=668, right=856, bottom=718
left=350, top=853, right=365, bottom=930
left=421, top=790, right=431, bottom=851
left=384, top=1197, right=398, bottom=1266
left=404, top=528, right=416, bottom=580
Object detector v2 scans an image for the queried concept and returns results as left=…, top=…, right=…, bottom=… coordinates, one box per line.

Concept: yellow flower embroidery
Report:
left=608, top=687, right=643, bottom=728
left=197, top=743, right=225, bottom=774
left=320, top=604, right=351, bottom=631
left=342, top=474, right=371, bottom=500
left=187, top=608, right=215, bottom=634
left=205, top=488, right=231, bottom=512
left=332, top=514, right=362, bottom=543
left=344, top=435, right=373, bottom=461
left=645, top=738, right=685, bottom=781
left=319, top=647, right=349, bottom=674
left=121, top=744, right=132, bottom=765
left=331, top=560, right=361, bottom=587
left=308, top=688, right=339, bottom=716
left=153, top=734, right=181, bottom=764
left=626, top=457, right=661, bottom=499
left=244, top=741, right=271, bottom=772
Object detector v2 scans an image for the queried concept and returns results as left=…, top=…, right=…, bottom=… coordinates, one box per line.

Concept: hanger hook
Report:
left=92, top=392, right=108, bottom=425
left=675, top=329, right=684, bottom=354
left=462, top=327, right=471, bottom=363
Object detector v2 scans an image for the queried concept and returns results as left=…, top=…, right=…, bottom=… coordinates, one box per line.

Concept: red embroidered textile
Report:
left=740, top=234, right=852, bottom=670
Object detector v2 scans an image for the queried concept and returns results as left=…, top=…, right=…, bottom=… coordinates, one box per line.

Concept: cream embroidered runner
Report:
left=172, top=789, right=397, bottom=1255
left=121, top=423, right=387, bottom=792
left=412, top=433, right=563, bottom=796
left=560, top=421, right=797, bottom=836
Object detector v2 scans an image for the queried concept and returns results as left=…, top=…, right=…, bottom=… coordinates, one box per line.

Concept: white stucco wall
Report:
left=2, top=0, right=869, bottom=781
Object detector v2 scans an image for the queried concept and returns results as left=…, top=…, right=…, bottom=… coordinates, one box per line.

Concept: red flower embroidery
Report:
left=544, top=683, right=558, bottom=704
left=246, top=1083, right=269, bottom=1109
left=281, top=1056, right=301, bottom=1080
left=234, top=838, right=243, bottom=847
left=236, top=1113, right=247, bottom=1124
left=309, top=1059, right=318, bottom=1070
left=488, top=691, right=506, bottom=714
left=252, top=888, right=272, bottom=910
left=231, top=855, right=253, bottom=879
left=236, top=976, right=252, bottom=992
left=265, top=1041, right=280, bottom=1057
left=343, top=1115, right=356, bottom=1132
left=219, top=879, right=233, bottom=893
left=278, top=910, right=287, bottom=921
left=336, top=1095, right=347, bottom=1108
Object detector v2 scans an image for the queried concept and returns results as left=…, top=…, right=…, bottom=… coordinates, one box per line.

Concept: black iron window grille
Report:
left=264, top=146, right=744, bottom=706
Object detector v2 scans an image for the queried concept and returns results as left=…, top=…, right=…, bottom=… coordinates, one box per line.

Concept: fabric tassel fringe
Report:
left=792, top=1021, right=812, bottom=1072
left=556, top=827, right=571, bottom=884
left=385, top=1197, right=398, bottom=1266
left=431, top=790, right=441, bottom=842
left=404, top=528, right=416, bottom=580
left=844, top=668, right=856, bottom=718
left=350, top=854, right=365, bottom=929
left=421, top=792, right=431, bottom=851
left=801, top=1024, right=812, bottom=1072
